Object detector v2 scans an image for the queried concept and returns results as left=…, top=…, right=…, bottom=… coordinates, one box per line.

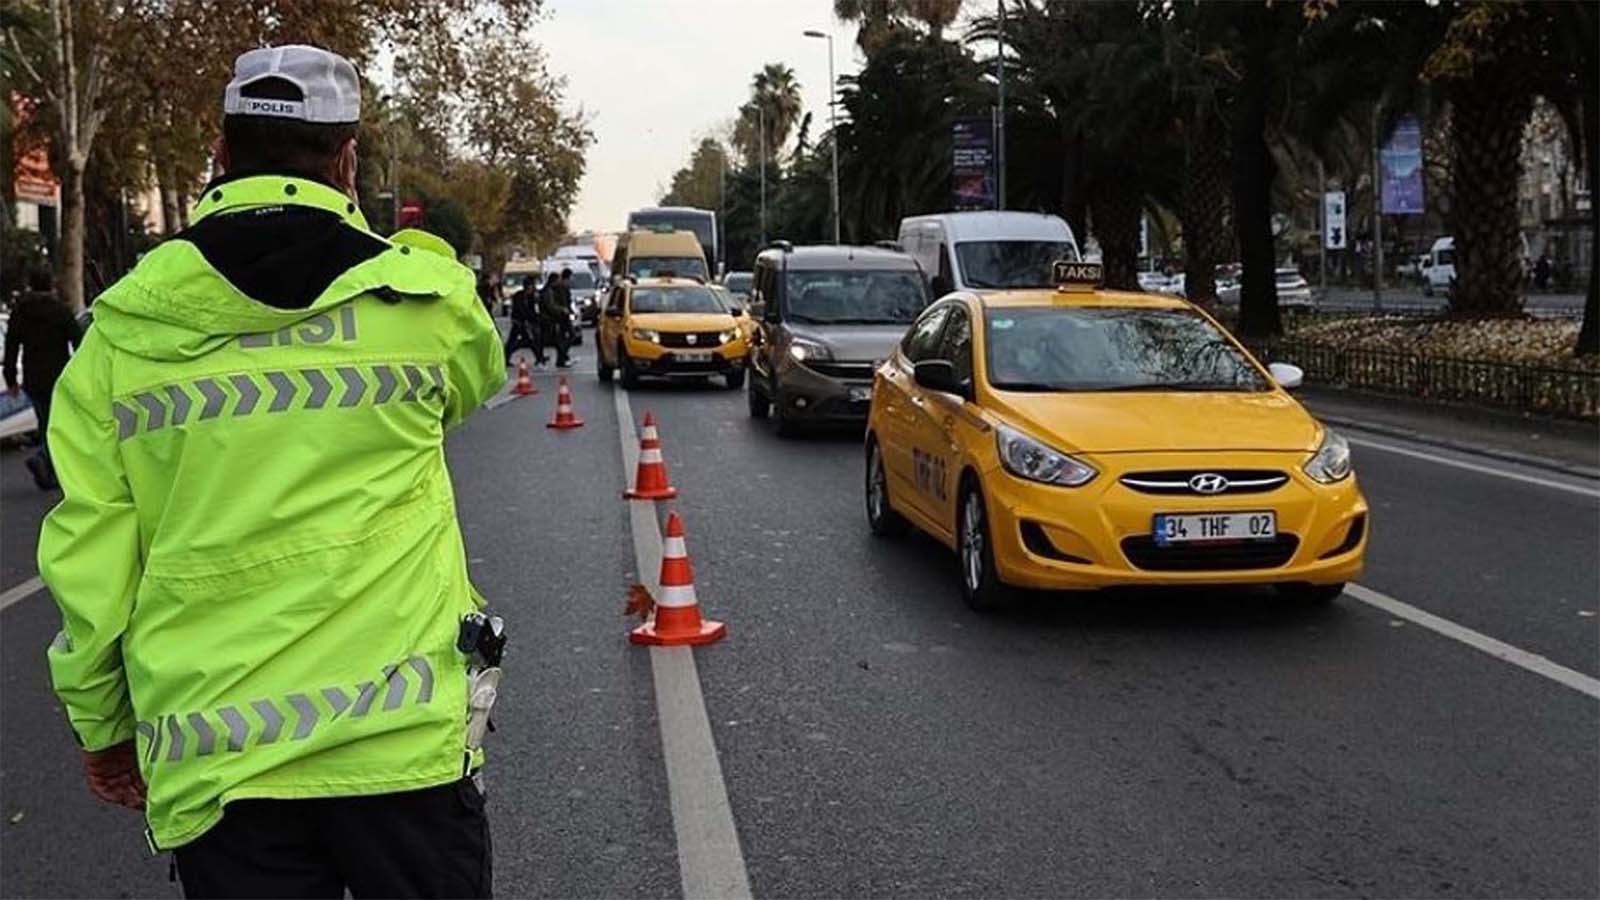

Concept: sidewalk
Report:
left=1299, top=386, right=1599, bottom=477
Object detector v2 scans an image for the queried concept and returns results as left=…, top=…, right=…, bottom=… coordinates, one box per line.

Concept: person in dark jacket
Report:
left=542, top=268, right=574, bottom=368
left=3, top=268, right=82, bottom=490
left=504, top=279, right=543, bottom=364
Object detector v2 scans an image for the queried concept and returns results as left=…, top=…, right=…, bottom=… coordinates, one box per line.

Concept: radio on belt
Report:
left=458, top=612, right=506, bottom=667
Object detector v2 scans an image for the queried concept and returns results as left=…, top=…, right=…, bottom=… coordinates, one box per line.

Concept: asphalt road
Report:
left=2, top=355, right=1596, bottom=898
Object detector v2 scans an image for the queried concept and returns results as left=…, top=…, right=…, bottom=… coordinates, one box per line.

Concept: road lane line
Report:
left=0, top=576, right=45, bottom=612
left=613, top=385, right=753, bottom=900
left=1346, top=583, right=1600, bottom=700
left=1346, top=435, right=1600, bottom=499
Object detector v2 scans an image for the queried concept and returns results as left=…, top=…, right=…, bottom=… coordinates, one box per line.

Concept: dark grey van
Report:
left=746, top=245, right=931, bottom=436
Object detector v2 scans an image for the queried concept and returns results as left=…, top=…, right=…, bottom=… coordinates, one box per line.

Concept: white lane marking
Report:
left=0, top=576, right=45, bottom=612
left=613, top=386, right=753, bottom=900
left=1346, top=583, right=1600, bottom=700
left=1346, top=435, right=1600, bottom=499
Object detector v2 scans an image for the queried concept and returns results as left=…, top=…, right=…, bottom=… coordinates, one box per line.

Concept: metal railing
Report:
left=1246, top=338, right=1600, bottom=421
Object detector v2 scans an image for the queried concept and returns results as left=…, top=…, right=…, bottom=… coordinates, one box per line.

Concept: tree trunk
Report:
left=1058, top=123, right=1088, bottom=245
left=1447, top=80, right=1532, bottom=317
left=60, top=161, right=87, bottom=311
left=1088, top=167, right=1142, bottom=291
left=1231, top=53, right=1280, bottom=338
left=1181, top=107, right=1227, bottom=306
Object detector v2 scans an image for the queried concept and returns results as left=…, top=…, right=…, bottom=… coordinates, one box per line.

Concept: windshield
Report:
left=630, top=286, right=728, bottom=315
left=629, top=256, right=709, bottom=280
left=783, top=270, right=929, bottom=324
left=955, top=240, right=1078, bottom=289
left=985, top=307, right=1269, bottom=392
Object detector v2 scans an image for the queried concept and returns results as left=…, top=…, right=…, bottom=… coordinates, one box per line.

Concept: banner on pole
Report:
left=1324, top=191, right=1346, bottom=250
left=1380, top=116, right=1425, bottom=215
left=951, top=117, right=996, bottom=211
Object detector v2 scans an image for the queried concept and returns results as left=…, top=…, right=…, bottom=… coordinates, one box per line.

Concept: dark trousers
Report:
left=175, top=778, right=491, bottom=899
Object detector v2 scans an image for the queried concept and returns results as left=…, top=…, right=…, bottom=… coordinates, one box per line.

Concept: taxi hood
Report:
left=992, top=390, right=1321, bottom=454
left=629, top=312, right=736, bottom=331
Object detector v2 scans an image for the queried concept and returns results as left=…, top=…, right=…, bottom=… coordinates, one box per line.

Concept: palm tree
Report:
left=732, top=64, right=803, bottom=168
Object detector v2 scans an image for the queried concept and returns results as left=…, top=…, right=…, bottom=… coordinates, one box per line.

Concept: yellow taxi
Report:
left=864, top=261, right=1367, bottom=611
left=596, top=276, right=751, bottom=389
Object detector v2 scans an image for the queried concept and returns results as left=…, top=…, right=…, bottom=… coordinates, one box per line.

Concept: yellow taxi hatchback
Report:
left=863, top=263, right=1367, bottom=611
left=597, top=277, right=750, bottom=389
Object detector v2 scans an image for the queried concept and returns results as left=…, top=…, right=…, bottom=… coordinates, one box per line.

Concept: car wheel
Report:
left=619, top=344, right=640, bottom=389
left=747, top=379, right=769, bottom=419
left=865, top=437, right=907, bottom=538
left=724, top=368, right=746, bottom=390
left=1276, top=582, right=1344, bottom=607
left=957, top=481, right=1010, bottom=613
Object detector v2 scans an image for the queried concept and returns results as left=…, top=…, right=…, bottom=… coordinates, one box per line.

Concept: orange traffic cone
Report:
left=630, top=512, right=726, bottom=646
left=546, top=377, right=584, bottom=429
left=623, top=412, right=677, bottom=500
left=512, top=357, right=538, bottom=396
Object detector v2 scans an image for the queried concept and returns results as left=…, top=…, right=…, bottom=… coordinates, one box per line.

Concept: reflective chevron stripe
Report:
left=115, top=364, right=442, bottom=440
left=136, top=657, right=438, bottom=764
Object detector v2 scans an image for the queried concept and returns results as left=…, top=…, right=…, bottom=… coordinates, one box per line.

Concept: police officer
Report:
left=38, top=45, right=504, bottom=898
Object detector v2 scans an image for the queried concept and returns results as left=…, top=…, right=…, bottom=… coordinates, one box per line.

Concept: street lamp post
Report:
left=804, top=29, right=841, bottom=244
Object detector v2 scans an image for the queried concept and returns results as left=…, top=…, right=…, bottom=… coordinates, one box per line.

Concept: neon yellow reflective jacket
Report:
left=38, top=175, right=506, bottom=849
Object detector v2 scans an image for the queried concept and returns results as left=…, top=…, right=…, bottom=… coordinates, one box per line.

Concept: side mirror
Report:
left=914, top=360, right=971, bottom=400
left=1268, top=362, right=1304, bottom=390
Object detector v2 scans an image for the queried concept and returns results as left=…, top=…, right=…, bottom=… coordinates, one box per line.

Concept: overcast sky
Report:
left=537, top=0, right=862, bottom=234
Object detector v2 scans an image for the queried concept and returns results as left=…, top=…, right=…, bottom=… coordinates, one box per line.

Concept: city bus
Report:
left=626, top=207, right=719, bottom=277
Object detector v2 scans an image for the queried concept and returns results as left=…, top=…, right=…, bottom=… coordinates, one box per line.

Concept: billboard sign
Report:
left=1324, top=191, right=1346, bottom=250
left=1380, top=116, right=1425, bottom=215
left=951, top=117, right=995, bottom=211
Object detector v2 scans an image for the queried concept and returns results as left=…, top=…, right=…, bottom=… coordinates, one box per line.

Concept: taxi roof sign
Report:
left=1053, top=260, right=1103, bottom=292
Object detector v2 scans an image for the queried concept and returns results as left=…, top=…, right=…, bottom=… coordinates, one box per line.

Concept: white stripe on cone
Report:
left=658, top=584, right=699, bottom=608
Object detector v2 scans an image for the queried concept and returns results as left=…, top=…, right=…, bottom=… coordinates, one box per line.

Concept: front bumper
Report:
left=625, top=337, right=747, bottom=378
left=981, top=451, right=1368, bottom=591
left=773, top=358, right=876, bottom=422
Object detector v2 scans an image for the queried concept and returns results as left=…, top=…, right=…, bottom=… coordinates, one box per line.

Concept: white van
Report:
left=1424, top=237, right=1455, bottom=296
left=897, top=211, right=1080, bottom=295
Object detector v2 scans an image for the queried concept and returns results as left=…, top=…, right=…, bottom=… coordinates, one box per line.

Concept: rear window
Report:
left=630, top=286, right=727, bottom=314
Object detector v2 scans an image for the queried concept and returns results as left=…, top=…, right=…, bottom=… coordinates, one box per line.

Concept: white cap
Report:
left=222, top=45, right=360, bottom=124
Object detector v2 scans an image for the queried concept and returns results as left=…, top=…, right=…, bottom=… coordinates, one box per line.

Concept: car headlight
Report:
left=1303, top=427, right=1352, bottom=483
left=788, top=338, right=833, bottom=362
left=718, top=329, right=738, bottom=344
left=995, top=424, right=1097, bottom=487
left=630, top=328, right=660, bottom=343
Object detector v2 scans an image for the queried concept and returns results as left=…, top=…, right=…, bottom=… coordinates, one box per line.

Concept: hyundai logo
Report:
left=1188, top=473, right=1230, bottom=494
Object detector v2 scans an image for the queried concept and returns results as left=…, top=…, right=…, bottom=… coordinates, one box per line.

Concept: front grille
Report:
left=1120, top=534, right=1299, bottom=571
left=1119, top=469, right=1289, bottom=496
left=807, top=361, right=876, bottom=380
left=659, top=331, right=726, bottom=349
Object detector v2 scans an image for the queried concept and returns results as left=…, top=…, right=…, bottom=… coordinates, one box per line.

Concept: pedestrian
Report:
left=37, top=44, right=504, bottom=899
left=3, top=265, right=82, bottom=490
left=532, top=270, right=560, bottom=366
left=543, top=268, right=575, bottom=368
left=505, top=278, right=542, bottom=363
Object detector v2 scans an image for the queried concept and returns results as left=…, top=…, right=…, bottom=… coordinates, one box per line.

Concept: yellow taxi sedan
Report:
left=597, top=277, right=751, bottom=389
left=864, top=261, right=1367, bottom=612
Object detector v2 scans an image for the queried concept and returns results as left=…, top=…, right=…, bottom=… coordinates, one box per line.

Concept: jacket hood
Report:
left=90, top=175, right=467, bottom=362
